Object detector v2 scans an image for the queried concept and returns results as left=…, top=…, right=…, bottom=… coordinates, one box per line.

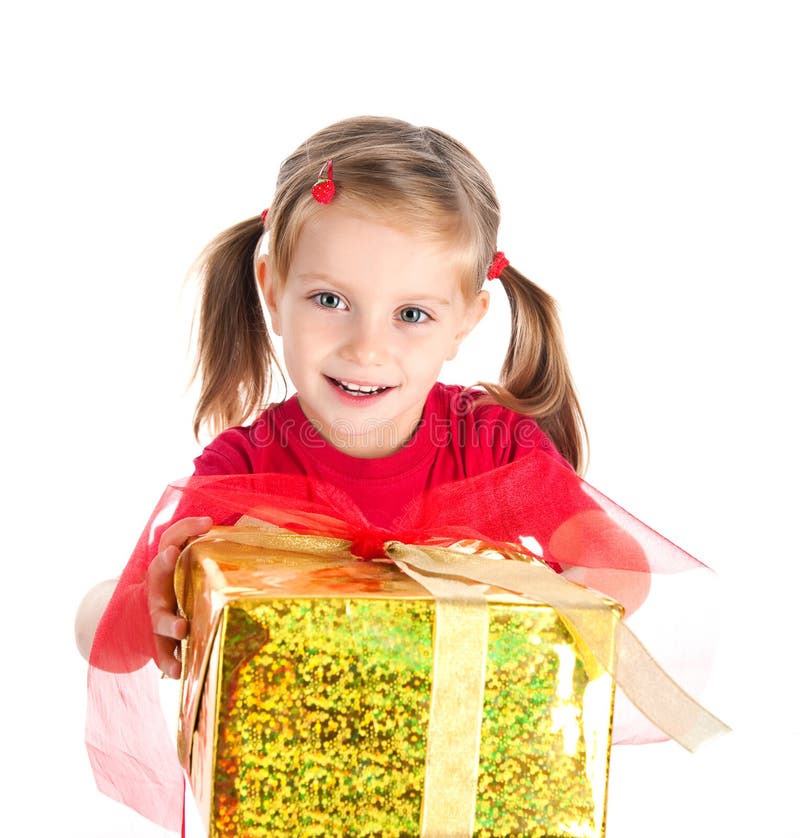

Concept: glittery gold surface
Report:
left=179, top=538, right=615, bottom=837
left=213, top=598, right=433, bottom=836
left=476, top=607, right=613, bottom=837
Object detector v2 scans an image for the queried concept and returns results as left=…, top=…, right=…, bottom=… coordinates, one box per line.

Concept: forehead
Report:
left=290, top=206, right=465, bottom=286
left=287, top=206, right=467, bottom=308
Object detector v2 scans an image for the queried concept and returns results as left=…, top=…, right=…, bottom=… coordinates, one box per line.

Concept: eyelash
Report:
left=310, top=293, right=431, bottom=324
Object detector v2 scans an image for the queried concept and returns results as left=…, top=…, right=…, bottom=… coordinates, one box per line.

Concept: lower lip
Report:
left=325, top=377, right=395, bottom=405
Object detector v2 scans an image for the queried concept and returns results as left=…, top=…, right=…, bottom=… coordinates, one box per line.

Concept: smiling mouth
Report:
left=326, top=376, right=394, bottom=397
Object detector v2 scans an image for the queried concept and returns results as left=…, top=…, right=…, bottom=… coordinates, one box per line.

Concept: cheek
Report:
left=284, top=331, right=313, bottom=362
left=283, top=320, right=336, bottom=368
left=399, top=326, right=454, bottom=353
left=404, top=335, right=455, bottom=372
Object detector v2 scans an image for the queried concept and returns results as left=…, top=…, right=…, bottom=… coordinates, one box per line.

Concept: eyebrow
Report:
left=295, top=272, right=452, bottom=307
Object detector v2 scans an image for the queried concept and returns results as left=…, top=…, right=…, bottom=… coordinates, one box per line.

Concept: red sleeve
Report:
left=500, top=414, right=572, bottom=468
left=193, top=428, right=255, bottom=476
left=457, top=389, right=572, bottom=471
left=510, top=430, right=599, bottom=550
left=475, top=406, right=600, bottom=556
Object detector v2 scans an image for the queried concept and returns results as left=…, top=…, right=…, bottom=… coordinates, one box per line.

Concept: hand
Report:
left=550, top=511, right=651, bottom=616
left=148, top=516, right=213, bottom=678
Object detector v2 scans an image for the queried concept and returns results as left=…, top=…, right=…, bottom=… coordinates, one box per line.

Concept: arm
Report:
left=501, top=419, right=650, bottom=615
left=550, top=510, right=651, bottom=615
left=78, top=429, right=256, bottom=671
left=75, top=517, right=213, bottom=675
left=75, top=579, right=118, bottom=661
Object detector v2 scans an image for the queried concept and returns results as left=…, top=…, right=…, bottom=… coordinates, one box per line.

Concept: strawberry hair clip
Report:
left=311, top=159, right=336, bottom=204
left=260, top=158, right=335, bottom=224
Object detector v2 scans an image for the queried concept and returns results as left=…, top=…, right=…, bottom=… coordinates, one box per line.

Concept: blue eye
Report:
left=399, top=307, right=428, bottom=324
left=314, top=292, right=342, bottom=309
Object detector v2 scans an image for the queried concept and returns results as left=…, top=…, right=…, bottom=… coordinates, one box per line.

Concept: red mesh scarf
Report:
left=86, top=449, right=717, bottom=831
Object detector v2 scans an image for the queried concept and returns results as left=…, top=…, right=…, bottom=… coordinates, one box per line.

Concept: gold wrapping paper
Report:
left=176, top=529, right=622, bottom=837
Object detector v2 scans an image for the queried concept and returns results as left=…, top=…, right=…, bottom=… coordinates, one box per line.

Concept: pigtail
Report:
left=479, top=265, right=588, bottom=474
left=192, top=216, right=283, bottom=439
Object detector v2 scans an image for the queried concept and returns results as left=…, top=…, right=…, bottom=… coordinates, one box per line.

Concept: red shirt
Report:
left=194, top=382, right=568, bottom=529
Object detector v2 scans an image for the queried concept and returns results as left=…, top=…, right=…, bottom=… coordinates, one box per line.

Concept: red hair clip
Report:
left=487, top=251, right=509, bottom=280
left=260, top=208, right=269, bottom=227
left=311, top=159, right=336, bottom=204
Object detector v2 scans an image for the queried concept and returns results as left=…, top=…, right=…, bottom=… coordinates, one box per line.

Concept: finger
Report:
left=154, top=634, right=182, bottom=679
left=148, top=543, right=179, bottom=584
left=158, top=516, right=214, bottom=553
left=147, top=545, right=180, bottom=611
left=153, top=612, right=188, bottom=641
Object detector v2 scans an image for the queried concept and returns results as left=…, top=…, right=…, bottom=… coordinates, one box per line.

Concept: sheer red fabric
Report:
left=86, top=449, right=716, bottom=831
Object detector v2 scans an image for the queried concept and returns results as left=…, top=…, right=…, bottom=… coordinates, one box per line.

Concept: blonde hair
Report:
left=192, top=116, right=587, bottom=472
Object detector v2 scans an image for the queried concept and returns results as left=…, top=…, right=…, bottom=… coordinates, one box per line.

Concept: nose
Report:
left=339, top=311, right=389, bottom=367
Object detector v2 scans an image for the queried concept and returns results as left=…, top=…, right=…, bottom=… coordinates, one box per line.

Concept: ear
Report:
left=256, top=256, right=282, bottom=336
left=446, top=290, right=490, bottom=361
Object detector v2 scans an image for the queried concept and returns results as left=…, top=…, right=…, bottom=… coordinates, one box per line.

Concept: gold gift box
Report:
left=176, top=529, right=620, bottom=837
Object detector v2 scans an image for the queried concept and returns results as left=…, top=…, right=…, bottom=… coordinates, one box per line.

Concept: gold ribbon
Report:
left=395, top=559, right=489, bottom=837
left=176, top=525, right=730, bottom=836
left=387, top=542, right=730, bottom=750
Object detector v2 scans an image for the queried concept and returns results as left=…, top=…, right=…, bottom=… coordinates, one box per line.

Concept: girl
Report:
left=82, top=115, right=718, bottom=831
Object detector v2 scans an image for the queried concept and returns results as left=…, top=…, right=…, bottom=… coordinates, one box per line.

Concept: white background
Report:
left=1, top=1, right=798, bottom=835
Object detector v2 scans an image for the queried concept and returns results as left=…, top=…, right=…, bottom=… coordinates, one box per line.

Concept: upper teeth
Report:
left=339, top=380, right=384, bottom=393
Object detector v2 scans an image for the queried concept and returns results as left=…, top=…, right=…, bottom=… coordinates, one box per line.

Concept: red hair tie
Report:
left=260, top=208, right=269, bottom=227
left=311, top=159, right=336, bottom=204
left=487, top=251, right=509, bottom=280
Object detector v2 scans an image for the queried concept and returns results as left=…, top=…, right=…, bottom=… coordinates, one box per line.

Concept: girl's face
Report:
left=259, top=206, right=489, bottom=458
